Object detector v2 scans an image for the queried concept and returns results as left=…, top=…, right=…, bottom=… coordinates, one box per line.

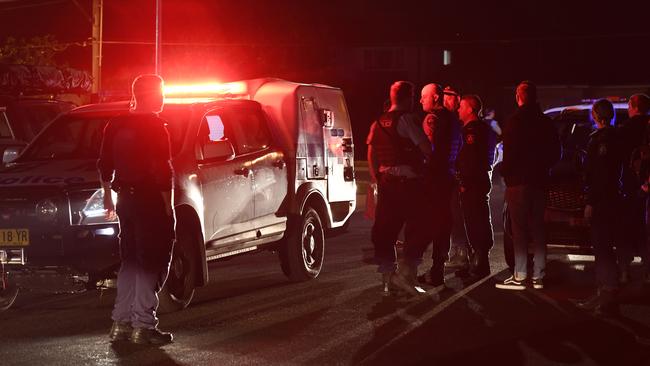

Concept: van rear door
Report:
left=316, top=89, right=356, bottom=203
left=298, top=90, right=326, bottom=180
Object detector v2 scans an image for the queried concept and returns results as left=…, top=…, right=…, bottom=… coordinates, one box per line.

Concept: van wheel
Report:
left=159, top=227, right=197, bottom=313
left=279, top=207, right=325, bottom=282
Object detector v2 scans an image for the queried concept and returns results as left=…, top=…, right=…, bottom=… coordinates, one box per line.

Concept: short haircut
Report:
left=390, top=81, right=415, bottom=104
left=132, top=74, right=163, bottom=99
left=516, top=80, right=537, bottom=104
left=461, top=94, right=483, bottom=115
left=630, top=93, right=650, bottom=115
left=592, top=98, right=615, bottom=123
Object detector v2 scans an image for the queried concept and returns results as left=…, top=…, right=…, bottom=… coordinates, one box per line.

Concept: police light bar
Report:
left=163, top=81, right=248, bottom=98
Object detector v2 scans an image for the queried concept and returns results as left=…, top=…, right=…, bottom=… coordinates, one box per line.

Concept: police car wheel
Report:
left=0, top=283, right=19, bottom=311
left=158, top=228, right=197, bottom=313
left=280, top=207, right=324, bottom=282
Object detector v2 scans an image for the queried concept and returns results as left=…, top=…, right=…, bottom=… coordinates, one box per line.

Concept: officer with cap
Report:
left=98, top=74, right=175, bottom=345
left=443, top=86, right=471, bottom=272
left=367, top=80, right=433, bottom=296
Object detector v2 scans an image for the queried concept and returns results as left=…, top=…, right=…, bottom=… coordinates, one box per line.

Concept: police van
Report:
left=0, top=78, right=356, bottom=311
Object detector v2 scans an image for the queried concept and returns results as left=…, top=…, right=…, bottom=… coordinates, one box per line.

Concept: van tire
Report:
left=158, top=226, right=198, bottom=313
left=279, top=207, right=324, bottom=282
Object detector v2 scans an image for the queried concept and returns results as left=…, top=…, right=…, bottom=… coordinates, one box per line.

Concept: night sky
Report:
left=2, top=0, right=650, bottom=153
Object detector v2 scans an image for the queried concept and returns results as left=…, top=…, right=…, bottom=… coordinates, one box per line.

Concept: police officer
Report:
left=575, top=99, right=623, bottom=315
left=443, top=86, right=471, bottom=272
left=417, top=83, right=462, bottom=286
left=456, top=95, right=495, bottom=278
left=98, top=74, right=175, bottom=344
left=367, top=81, right=433, bottom=296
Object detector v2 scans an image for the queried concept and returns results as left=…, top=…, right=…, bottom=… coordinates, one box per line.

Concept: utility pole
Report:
left=155, top=0, right=162, bottom=74
left=91, top=0, right=103, bottom=94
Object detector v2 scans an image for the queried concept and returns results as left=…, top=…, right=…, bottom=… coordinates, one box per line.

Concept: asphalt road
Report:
left=1, top=189, right=650, bottom=366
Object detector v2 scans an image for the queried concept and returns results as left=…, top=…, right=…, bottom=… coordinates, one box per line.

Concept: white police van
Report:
left=0, top=78, right=357, bottom=311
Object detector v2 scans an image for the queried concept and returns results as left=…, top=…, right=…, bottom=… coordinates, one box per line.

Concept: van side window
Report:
left=227, top=108, right=271, bottom=154
left=199, top=113, right=228, bottom=144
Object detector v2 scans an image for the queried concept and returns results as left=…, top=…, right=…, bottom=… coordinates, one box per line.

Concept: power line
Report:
left=0, top=0, right=68, bottom=12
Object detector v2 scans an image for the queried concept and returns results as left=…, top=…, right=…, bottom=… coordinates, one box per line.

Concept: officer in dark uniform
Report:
left=367, top=81, right=433, bottom=296
left=417, top=83, right=462, bottom=286
left=456, top=95, right=495, bottom=278
left=98, top=74, right=175, bottom=345
left=576, top=99, right=623, bottom=315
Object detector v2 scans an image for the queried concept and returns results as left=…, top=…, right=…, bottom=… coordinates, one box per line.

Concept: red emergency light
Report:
left=164, top=81, right=247, bottom=97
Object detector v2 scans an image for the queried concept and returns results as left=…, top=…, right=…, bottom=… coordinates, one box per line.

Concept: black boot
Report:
left=392, top=262, right=427, bottom=296
left=108, top=321, right=133, bottom=342
left=575, top=287, right=619, bottom=316
left=417, top=265, right=445, bottom=287
left=130, top=327, right=173, bottom=345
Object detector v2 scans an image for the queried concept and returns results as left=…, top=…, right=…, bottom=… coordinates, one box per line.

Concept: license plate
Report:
left=0, top=229, right=29, bottom=247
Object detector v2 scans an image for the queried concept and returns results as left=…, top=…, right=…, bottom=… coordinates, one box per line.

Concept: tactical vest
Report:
left=370, top=111, right=423, bottom=170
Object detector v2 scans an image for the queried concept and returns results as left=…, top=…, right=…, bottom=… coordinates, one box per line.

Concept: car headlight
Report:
left=69, top=189, right=118, bottom=225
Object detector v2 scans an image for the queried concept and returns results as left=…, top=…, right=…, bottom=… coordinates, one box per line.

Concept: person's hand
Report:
left=642, top=182, right=649, bottom=193
left=103, top=191, right=117, bottom=221
left=584, top=204, right=593, bottom=222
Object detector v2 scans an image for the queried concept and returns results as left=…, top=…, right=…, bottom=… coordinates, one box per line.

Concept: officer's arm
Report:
left=155, top=122, right=174, bottom=216
left=97, top=121, right=116, bottom=220
left=368, top=145, right=380, bottom=183
left=366, top=122, right=380, bottom=182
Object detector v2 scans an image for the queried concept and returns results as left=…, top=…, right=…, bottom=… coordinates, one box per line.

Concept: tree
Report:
left=0, top=35, right=68, bottom=66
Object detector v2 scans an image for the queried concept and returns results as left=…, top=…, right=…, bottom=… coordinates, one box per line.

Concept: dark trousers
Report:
left=591, top=198, right=621, bottom=288
left=427, top=177, right=453, bottom=268
left=619, top=195, right=648, bottom=268
left=111, top=189, right=175, bottom=329
left=372, top=175, right=430, bottom=273
left=505, top=185, right=546, bottom=280
left=450, top=181, right=469, bottom=250
left=460, top=175, right=494, bottom=260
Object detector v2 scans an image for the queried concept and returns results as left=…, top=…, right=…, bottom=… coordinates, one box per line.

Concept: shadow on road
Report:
left=353, top=262, right=650, bottom=366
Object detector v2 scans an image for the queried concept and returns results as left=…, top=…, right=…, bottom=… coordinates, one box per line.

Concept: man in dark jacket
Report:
left=617, top=93, right=650, bottom=283
left=496, top=81, right=560, bottom=290
left=456, top=95, right=495, bottom=278
left=416, top=83, right=462, bottom=287
left=99, top=74, right=175, bottom=345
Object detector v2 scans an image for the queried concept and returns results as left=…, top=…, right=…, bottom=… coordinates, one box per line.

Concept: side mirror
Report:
left=318, top=108, right=334, bottom=128
left=2, top=146, right=24, bottom=165
left=201, top=140, right=235, bottom=161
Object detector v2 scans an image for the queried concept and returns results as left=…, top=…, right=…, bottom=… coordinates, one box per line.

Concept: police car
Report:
left=0, top=78, right=357, bottom=311
left=1, top=96, right=75, bottom=165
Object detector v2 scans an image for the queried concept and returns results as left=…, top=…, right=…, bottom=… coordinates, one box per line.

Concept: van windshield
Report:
left=18, top=108, right=190, bottom=162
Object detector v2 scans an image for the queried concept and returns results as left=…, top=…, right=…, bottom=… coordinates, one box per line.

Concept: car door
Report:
left=196, top=108, right=256, bottom=247
left=226, top=106, right=288, bottom=238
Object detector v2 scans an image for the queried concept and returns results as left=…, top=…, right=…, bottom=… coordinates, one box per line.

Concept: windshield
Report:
left=18, top=108, right=190, bottom=162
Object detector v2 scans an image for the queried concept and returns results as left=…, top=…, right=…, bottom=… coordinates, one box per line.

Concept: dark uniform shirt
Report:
left=97, top=113, right=174, bottom=191
left=457, top=119, right=493, bottom=184
left=584, top=127, right=622, bottom=205
left=422, top=106, right=462, bottom=179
